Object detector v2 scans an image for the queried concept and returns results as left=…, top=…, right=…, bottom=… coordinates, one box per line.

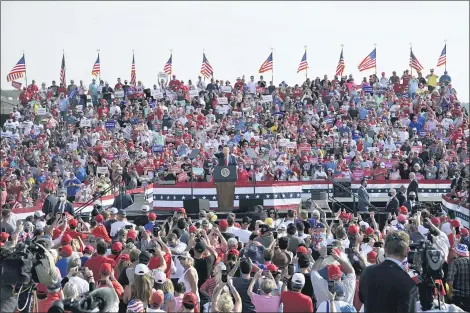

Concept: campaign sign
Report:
left=411, top=146, right=422, bottom=154
left=80, top=119, right=91, bottom=127
left=105, top=120, right=115, bottom=129
left=152, top=90, right=163, bottom=99
left=189, top=90, right=199, bottom=98
left=152, top=145, right=164, bottom=153
left=221, top=86, right=232, bottom=93
left=96, top=167, right=108, bottom=174
left=363, top=86, right=373, bottom=94
left=352, top=170, right=364, bottom=180
left=262, top=95, right=273, bottom=103
left=37, top=108, right=47, bottom=115
left=218, top=97, right=228, bottom=105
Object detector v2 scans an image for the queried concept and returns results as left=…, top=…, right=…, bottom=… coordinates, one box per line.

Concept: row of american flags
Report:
left=6, top=44, right=447, bottom=90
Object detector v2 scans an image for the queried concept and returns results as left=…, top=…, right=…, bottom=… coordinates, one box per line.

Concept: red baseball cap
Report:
left=328, top=264, right=342, bottom=280
left=450, top=220, right=460, bottom=228
left=188, top=225, right=198, bottom=234
left=61, top=234, right=72, bottom=245
left=367, top=251, right=377, bottom=264
left=151, top=290, right=164, bottom=307
left=60, top=245, right=73, bottom=258
left=365, top=227, right=375, bottom=236
left=431, top=217, right=440, bottom=227
left=112, top=242, right=123, bottom=252
left=399, top=206, right=408, bottom=215
left=127, top=230, right=137, bottom=240
left=68, top=219, right=78, bottom=227
left=120, top=254, right=130, bottom=262
left=83, top=245, right=94, bottom=254
left=183, top=292, right=198, bottom=305
left=0, top=232, right=9, bottom=242
left=100, top=263, right=112, bottom=275
left=148, top=213, right=157, bottom=221
left=95, top=214, right=104, bottom=223
left=397, top=214, right=407, bottom=223
left=227, top=249, right=239, bottom=257
left=296, top=246, right=308, bottom=255
left=219, top=219, right=228, bottom=230
left=348, top=224, right=360, bottom=235
left=177, top=208, right=186, bottom=213
left=460, top=228, right=469, bottom=237
left=266, top=263, right=279, bottom=273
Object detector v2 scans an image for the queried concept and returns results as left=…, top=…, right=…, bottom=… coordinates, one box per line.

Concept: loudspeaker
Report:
left=236, top=199, right=263, bottom=213
left=333, top=181, right=352, bottom=197
left=183, top=199, right=210, bottom=215
left=311, top=190, right=327, bottom=201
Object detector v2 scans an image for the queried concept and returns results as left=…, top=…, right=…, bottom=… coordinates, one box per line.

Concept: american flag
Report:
left=60, top=53, right=66, bottom=87
left=91, top=53, right=100, bottom=77
left=163, top=54, right=172, bottom=76
left=130, top=53, right=136, bottom=86
left=6, top=54, right=26, bottom=82
left=335, top=48, right=345, bottom=77
left=410, top=49, right=424, bottom=72
left=357, top=48, right=376, bottom=72
left=436, top=44, right=446, bottom=67
left=297, top=51, right=308, bottom=73
left=11, top=81, right=22, bottom=90
left=126, top=300, right=144, bottom=313
left=259, top=52, right=273, bottom=73
left=200, top=53, right=213, bottom=79
left=177, top=171, right=188, bottom=182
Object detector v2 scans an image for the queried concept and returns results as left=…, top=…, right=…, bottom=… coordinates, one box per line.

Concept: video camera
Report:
left=407, top=239, right=443, bottom=279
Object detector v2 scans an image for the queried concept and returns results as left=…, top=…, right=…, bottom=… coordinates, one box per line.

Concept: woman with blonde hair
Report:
left=124, top=264, right=154, bottom=309
left=211, top=276, right=242, bottom=313
left=63, top=281, right=79, bottom=300
left=160, top=279, right=175, bottom=311
left=115, top=254, right=131, bottom=280
left=247, top=269, right=281, bottom=312
left=177, top=252, right=199, bottom=311
left=164, top=281, right=185, bottom=313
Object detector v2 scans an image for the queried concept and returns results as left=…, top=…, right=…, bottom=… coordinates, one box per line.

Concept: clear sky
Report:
left=2, top=1, right=469, bottom=101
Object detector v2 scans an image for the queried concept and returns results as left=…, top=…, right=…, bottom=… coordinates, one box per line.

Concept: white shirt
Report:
left=247, top=81, right=257, bottom=94
left=109, top=221, right=134, bottom=237
left=230, top=227, right=252, bottom=244
left=317, top=300, right=356, bottom=313
left=68, top=275, right=90, bottom=296
left=311, top=271, right=356, bottom=308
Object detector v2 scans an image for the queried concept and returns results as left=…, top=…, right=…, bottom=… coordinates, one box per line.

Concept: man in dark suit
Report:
left=215, top=146, right=237, bottom=166
left=451, top=171, right=463, bottom=192
left=53, top=191, right=75, bottom=216
left=42, top=188, right=58, bottom=217
left=396, top=185, right=407, bottom=207
left=360, top=231, right=418, bottom=313
left=407, top=172, right=419, bottom=202
left=357, top=178, right=370, bottom=212
left=112, top=185, right=134, bottom=210
left=386, top=188, right=399, bottom=215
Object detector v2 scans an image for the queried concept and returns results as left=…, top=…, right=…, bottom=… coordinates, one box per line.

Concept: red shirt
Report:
left=237, top=169, right=249, bottom=182
left=38, top=293, right=61, bottom=313
left=280, top=291, right=313, bottom=313
left=169, top=79, right=181, bottom=92
left=84, top=255, right=117, bottom=281
left=148, top=253, right=172, bottom=279
left=91, top=225, right=111, bottom=243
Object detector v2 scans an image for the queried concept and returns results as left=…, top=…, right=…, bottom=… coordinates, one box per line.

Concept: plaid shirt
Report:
left=448, top=257, right=470, bottom=297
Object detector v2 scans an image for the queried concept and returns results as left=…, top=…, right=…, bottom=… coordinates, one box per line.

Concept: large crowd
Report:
left=0, top=69, right=469, bottom=313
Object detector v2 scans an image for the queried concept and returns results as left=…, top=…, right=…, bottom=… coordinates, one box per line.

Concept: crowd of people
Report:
left=1, top=69, right=469, bottom=213
left=0, top=69, right=469, bottom=313
left=1, top=201, right=470, bottom=313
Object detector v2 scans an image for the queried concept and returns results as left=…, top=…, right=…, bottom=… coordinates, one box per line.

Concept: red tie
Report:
left=225, top=157, right=228, bottom=166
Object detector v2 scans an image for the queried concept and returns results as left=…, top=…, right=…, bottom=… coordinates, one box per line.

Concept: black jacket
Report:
left=360, top=260, right=418, bottom=313
left=42, top=194, right=58, bottom=216
left=53, top=201, right=74, bottom=216
left=386, top=197, right=399, bottom=214
left=407, top=179, right=419, bottom=201
left=396, top=191, right=406, bottom=207
left=112, top=194, right=134, bottom=210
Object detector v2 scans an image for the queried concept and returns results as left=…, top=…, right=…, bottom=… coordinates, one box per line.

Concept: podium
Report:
left=213, top=166, right=237, bottom=211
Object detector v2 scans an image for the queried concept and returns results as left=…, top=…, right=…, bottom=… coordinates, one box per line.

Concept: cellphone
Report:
left=328, top=280, right=335, bottom=293
left=455, top=227, right=460, bottom=235
left=287, top=264, right=295, bottom=276
left=125, top=225, right=133, bottom=230
left=327, top=244, right=333, bottom=256
left=79, top=267, right=86, bottom=272
left=373, top=241, right=384, bottom=248
left=333, top=219, right=340, bottom=224
left=148, top=248, right=156, bottom=254
left=363, top=237, right=370, bottom=243
left=272, top=231, right=278, bottom=239
left=221, top=270, right=228, bottom=283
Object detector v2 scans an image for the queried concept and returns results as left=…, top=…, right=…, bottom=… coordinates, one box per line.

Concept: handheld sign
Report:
left=218, top=97, right=228, bottom=105
left=221, top=86, right=232, bottom=93
left=102, top=141, right=112, bottom=148
left=262, top=95, right=273, bottom=103
left=114, top=90, right=124, bottom=98
left=37, top=108, right=47, bottom=115
left=152, top=90, right=163, bottom=99
left=189, top=90, right=199, bottom=98
left=80, top=119, right=91, bottom=127
left=96, top=167, right=108, bottom=174
left=105, top=120, right=115, bottom=129
left=76, top=105, right=83, bottom=112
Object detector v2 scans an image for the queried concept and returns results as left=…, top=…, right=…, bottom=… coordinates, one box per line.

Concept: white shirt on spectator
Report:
left=311, top=270, right=356, bottom=308
left=110, top=221, right=134, bottom=237
left=247, top=81, right=257, bottom=94
left=230, top=227, right=252, bottom=244
left=68, top=275, right=90, bottom=295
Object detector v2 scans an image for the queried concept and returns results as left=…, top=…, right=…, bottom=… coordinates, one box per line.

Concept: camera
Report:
left=221, top=270, right=228, bottom=283
left=327, top=244, right=333, bottom=256
left=152, top=225, right=161, bottom=237
left=407, top=239, right=443, bottom=279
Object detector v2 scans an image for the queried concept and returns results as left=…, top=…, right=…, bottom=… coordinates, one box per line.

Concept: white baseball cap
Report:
left=109, top=207, right=118, bottom=214
left=141, top=205, right=150, bottom=213
left=291, top=273, right=306, bottom=287
left=151, top=269, right=166, bottom=284
left=135, top=264, right=150, bottom=276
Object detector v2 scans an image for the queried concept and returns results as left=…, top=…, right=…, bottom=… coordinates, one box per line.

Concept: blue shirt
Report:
left=409, top=121, right=423, bottom=132
left=64, top=178, right=81, bottom=197
left=89, top=83, right=99, bottom=96
left=359, top=107, right=369, bottom=120
left=74, top=167, right=86, bottom=182
left=59, top=98, right=69, bottom=112
left=56, top=258, right=70, bottom=278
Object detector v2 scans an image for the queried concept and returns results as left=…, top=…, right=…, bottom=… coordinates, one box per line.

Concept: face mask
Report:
left=388, top=192, right=392, bottom=197
left=409, top=196, right=415, bottom=201
left=60, top=196, right=66, bottom=202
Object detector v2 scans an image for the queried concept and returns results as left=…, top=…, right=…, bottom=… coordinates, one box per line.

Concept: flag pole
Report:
left=304, top=46, right=308, bottom=80
left=373, top=43, right=377, bottom=76
left=23, top=51, right=28, bottom=88
left=97, top=49, right=100, bottom=81
left=409, top=43, right=413, bottom=76
left=444, top=39, right=447, bottom=71
left=271, top=48, right=274, bottom=84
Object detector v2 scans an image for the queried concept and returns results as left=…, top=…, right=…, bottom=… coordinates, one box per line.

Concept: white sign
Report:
left=114, top=90, right=124, bottom=98
left=152, top=90, right=163, bottom=99
left=37, top=108, right=47, bottom=115
left=103, top=141, right=112, bottom=148
left=189, top=90, right=199, bottom=98
left=262, top=95, right=273, bottom=103
left=279, top=139, right=290, bottom=146
left=217, top=97, right=228, bottom=105
left=158, top=72, right=168, bottom=81
left=286, top=142, right=297, bottom=149
left=76, top=105, right=83, bottom=112
left=96, top=167, right=109, bottom=174
left=221, top=86, right=232, bottom=93
left=80, top=119, right=91, bottom=127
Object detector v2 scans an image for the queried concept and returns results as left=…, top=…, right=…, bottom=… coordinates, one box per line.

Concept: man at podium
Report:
left=216, top=146, right=237, bottom=166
